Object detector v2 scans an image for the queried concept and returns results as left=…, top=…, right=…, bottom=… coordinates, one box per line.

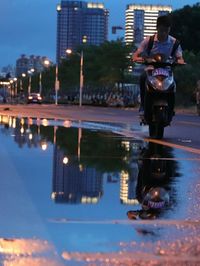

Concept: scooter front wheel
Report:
left=149, top=124, right=164, bottom=139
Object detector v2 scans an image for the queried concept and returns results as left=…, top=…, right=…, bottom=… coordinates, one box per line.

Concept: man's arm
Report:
left=132, top=48, right=144, bottom=62
left=132, top=38, right=149, bottom=62
left=175, top=44, right=185, bottom=64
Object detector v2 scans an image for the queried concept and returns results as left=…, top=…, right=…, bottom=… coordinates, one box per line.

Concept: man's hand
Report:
left=132, top=56, right=144, bottom=63
left=145, top=57, right=156, bottom=63
left=177, top=58, right=186, bottom=65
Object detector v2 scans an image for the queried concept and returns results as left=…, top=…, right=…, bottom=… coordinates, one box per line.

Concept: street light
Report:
left=13, top=78, right=17, bottom=97
left=39, top=59, right=50, bottom=95
left=66, top=49, right=84, bottom=107
left=28, top=68, right=35, bottom=95
left=20, top=73, right=26, bottom=96
left=9, top=80, right=14, bottom=101
left=55, top=64, right=60, bottom=105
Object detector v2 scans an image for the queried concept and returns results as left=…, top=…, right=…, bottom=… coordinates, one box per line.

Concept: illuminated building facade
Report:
left=125, top=4, right=172, bottom=46
left=56, top=0, right=109, bottom=62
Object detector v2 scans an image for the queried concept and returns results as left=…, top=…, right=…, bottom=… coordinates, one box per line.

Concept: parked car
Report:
left=27, top=93, right=42, bottom=104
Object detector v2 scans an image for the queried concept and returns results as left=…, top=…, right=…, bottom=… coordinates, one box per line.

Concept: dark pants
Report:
left=139, top=71, right=147, bottom=108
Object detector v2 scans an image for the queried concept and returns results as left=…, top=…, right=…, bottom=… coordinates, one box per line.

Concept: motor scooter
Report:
left=137, top=54, right=184, bottom=139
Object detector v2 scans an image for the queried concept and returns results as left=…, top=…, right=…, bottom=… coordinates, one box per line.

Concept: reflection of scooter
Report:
left=127, top=143, right=177, bottom=220
left=127, top=187, right=169, bottom=220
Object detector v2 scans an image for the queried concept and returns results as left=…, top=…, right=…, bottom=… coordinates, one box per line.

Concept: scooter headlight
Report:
left=163, top=76, right=174, bottom=90
left=148, top=76, right=162, bottom=90
left=148, top=76, right=173, bottom=91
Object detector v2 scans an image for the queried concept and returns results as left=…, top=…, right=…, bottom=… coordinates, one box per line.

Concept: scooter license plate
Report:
left=152, top=68, right=169, bottom=77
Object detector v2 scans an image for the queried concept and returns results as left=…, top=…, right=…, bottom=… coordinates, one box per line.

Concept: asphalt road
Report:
left=0, top=103, right=200, bottom=153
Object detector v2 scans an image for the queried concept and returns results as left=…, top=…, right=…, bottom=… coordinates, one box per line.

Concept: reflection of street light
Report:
left=79, top=50, right=84, bottom=107
left=39, top=59, right=50, bottom=95
left=63, top=156, right=69, bottom=164
left=40, top=140, right=48, bottom=151
left=66, top=49, right=84, bottom=107
left=78, top=126, right=82, bottom=161
left=28, top=68, right=35, bottom=95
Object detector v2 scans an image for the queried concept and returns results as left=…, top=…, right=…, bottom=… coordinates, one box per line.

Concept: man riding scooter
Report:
left=132, top=15, right=185, bottom=117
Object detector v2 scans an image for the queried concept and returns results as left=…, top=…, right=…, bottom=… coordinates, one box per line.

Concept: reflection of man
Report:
left=127, top=187, right=169, bottom=220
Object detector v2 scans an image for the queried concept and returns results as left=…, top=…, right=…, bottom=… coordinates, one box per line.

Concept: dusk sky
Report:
left=0, top=0, right=199, bottom=70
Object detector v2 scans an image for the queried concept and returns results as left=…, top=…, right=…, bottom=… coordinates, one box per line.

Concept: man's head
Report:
left=156, top=15, right=172, bottom=41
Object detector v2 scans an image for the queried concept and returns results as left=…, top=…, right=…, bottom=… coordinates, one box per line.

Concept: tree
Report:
left=169, top=3, right=200, bottom=105
left=175, top=50, right=200, bottom=105
left=170, top=3, right=200, bottom=53
left=58, top=40, right=133, bottom=92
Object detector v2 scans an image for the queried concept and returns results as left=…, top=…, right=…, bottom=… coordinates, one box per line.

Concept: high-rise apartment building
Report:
left=56, top=0, right=109, bottom=63
left=125, top=4, right=172, bottom=46
left=15, top=54, right=52, bottom=77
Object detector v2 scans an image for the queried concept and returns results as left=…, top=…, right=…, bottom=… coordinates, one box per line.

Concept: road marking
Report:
left=49, top=217, right=200, bottom=226
left=145, top=138, right=200, bottom=155
left=176, top=120, right=200, bottom=127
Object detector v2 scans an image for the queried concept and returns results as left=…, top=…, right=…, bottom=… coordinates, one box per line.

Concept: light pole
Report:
left=66, top=49, right=84, bottom=107
left=9, top=80, right=14, bottom=101
left=39, top=59, right=50, bottom=95
left=39, top=72, right=42, bottom=95
left=13, top=78, right=17, bottom=97
left=28, top=68, right=35, bottom=95
left=55, top=64, right=60, bottom=105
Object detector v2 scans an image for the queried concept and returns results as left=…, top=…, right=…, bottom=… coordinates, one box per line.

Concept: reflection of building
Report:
left=56, top=0, right=109, bottom=62
left=125, top=4, right=172, bottom=46
left=52, top=146, right=103, bottom=204
left=120, top=164, right=139, bottom=205
left=0, top=116, right=47, bottom=149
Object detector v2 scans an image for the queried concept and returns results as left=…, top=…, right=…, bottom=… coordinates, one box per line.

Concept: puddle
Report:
left=0, top=115, right=200, bottom=265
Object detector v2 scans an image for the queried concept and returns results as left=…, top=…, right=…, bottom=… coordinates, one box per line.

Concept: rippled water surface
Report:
left=0, top=115, right=200, bottom=265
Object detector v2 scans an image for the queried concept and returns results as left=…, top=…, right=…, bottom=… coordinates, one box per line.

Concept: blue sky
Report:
left=0, top=0, right=198, bottom=70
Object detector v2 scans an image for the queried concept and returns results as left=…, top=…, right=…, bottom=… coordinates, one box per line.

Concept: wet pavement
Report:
left=0, top=114, right=200, bottom=265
